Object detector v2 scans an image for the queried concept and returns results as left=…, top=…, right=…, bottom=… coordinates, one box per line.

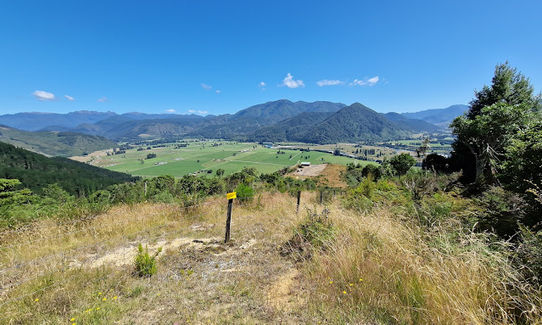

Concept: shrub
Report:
left=134, top=244, right=162, bottom=277
left=151, top=191, right=175, bottom=203
left=282, top=208, right=335, bottom=260
left=474, top=186, right=527, bottom=238
left=516, top=225, right=542, bottom=284
left=388, top=153, right=416, bottom=176
left=235, top=183, right=254, bottom=204
left=344, top=177, right=376, bottom=212
left=422, top=153, right=450, bottom=173
left=298, top=209, right=335, bottom=249
left=362, top=164, right=382, bottom=180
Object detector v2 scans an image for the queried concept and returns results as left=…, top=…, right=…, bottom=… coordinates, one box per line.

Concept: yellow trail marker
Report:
left=225, top=192, right=236, bottom=242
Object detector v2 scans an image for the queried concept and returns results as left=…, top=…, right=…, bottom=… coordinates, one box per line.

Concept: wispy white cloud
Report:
left=97, top=96, right=108, bottom=102
left=165, top=109, right=176, bottom=113
left=215, top=90, right=221, bottom=94
left=367, top=76, right=379, bottom=84
left=33, top=90, right=55, bottom=101
left=259, top=81, right=266, bottom=88
left=316, top=79, right=344, bottom=87
left=350, top=76, right=380, bottom=87
left=201, top=83, right=212, bottom=90
left=282, top=73, right=304, bottom=88
left=188, top=109, right=209, bottom=115
left=64, top=94, right=74, bottom=101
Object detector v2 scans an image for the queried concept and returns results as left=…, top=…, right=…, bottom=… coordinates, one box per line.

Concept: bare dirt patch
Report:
left=267, top=268, right=304, bottom=313
left=85, top=237, right=220, bottom=268
left=320, top=164, right=347, bottom=187
left=70, top=148, right=113, bottom=163
left=288, top=163, right=347, bottom=188
left=291, top=163, right=327, bottom=177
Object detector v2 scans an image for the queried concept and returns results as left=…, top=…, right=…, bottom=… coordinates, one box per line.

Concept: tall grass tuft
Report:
left=304, top=205, right=542, bottom=324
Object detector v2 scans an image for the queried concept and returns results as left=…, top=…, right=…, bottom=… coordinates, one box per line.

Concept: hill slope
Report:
left=0, top=141, right=135, bottom=194
left=248, top=111, right=335, bottom=142
left=0, top=125, right=116, bottom=157
left=74, top=115, right=207, bottom=140
left=295, top=103, right=411, bottom=143
left=1, top=188, right=537, bottom=323
left=383, top=112, right=441, bottom=133
left=233, top=100, right=345, bottom=124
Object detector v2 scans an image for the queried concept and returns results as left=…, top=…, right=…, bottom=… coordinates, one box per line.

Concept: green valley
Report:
left=82, top=141, right=367, bottom=177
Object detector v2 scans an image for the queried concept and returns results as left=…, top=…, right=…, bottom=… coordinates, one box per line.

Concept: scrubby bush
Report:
left=362, top=164, right=382, bottom=180
left=473, top=186, right=528, bottom=238
left=282, top=208, right=335, bottom=260
left=134, top=244, right=162, bottom=277
left=343, top=163, right=381, bottom=187
left=235, top=183, right=254, bottom=204
left=298, top=209, right=334, bottom=248
left=388, top=153, right=416, bottom=176
left=422, top=153, right=450, bottom=173
left=516, top=226, right=542, bottom=284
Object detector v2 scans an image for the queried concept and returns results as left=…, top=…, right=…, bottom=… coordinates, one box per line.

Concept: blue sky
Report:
left=1, top=0, right=541, bottom=115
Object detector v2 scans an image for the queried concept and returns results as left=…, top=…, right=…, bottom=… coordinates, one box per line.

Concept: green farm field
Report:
left=85, top=141, right=366, bottom=177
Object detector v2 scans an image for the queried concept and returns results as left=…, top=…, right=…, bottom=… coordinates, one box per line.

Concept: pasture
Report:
left=87, top=141, right=366, bottom=177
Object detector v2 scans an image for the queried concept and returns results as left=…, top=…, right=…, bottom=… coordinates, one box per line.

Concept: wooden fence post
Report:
left=296, top=190, right=301, bottom=214
left=319, top=189, right=323, bottom=204
left=224, top=199, right=233, bottom=242
left=224, top=191, right=236, bottom=243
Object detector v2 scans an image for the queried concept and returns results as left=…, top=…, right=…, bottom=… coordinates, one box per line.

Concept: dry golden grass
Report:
left=303, top=204, right=542, bottom=324
left=1, top=190, right=540, bottom=324
left=0, top=192, right=311, bottom=324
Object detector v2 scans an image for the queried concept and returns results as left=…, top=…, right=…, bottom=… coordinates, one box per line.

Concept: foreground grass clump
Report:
left=281, top=208, right=335, bottom=261
left=301, top=177, right=542, bottom=324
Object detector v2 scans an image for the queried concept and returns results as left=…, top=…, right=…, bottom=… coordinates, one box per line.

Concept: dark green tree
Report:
left=388, top=153, right=416, bottom=176
left=0, top=178, right=32, bottom=206
left=451, top=63, right=541, bottom=185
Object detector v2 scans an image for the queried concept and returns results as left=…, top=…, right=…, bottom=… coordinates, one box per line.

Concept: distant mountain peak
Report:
left=401, top=104, right=468, bottom=127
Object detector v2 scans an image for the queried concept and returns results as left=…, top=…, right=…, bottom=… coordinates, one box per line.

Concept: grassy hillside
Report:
left=0, top=125, right=116, bottom=157
left=1, top=179, right=540, bottom=323
left=0, top=141, right=135, bottom=195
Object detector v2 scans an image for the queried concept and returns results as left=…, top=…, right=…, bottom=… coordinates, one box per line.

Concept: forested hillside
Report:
left=0, top=141, right=135, bottom=195
left=0, top=125, right=116, bottom=156
left=297, top=103, right=411, bottom=143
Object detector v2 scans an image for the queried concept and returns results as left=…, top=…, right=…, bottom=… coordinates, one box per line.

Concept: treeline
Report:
left=341, top=63, right=542, bottom=288
left=0, top=166, right=318, bottom=229
left=0, top=142, right=135, bottom=195
left=420, top=63, right=541, bottom=237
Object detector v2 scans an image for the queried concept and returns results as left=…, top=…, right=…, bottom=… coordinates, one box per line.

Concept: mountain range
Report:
left=402, top=104, right=469, bottom=128
left=0, top=101, right=468, bottom=152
